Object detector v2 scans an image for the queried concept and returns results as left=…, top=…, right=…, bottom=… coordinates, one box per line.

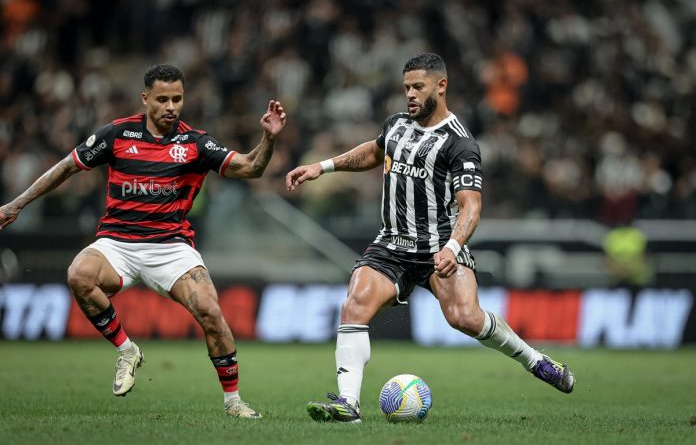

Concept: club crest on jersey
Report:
left=416, top=138, right=436, bottom=157
left=169, top=144, right=188, bottom=163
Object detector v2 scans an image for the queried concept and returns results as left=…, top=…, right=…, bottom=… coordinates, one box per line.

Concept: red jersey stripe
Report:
left=112, top=114, right=144, bottom=125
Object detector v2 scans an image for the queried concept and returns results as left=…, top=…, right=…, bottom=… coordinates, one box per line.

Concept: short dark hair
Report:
left=143, top=64, right=185, bottom=89
left=403, top=53, right=447, bottom=78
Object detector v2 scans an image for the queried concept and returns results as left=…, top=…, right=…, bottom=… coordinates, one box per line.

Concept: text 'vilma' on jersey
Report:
left=374, top=112, right=483, bottom=254
left=72, top=114, right=235, bottom=246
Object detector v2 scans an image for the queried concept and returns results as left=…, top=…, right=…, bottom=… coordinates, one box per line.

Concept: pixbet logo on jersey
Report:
left=121, top=179, right=180, bottom=196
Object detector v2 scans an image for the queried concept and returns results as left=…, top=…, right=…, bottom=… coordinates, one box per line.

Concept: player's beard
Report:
left=410, top=94, right=437, bottom=123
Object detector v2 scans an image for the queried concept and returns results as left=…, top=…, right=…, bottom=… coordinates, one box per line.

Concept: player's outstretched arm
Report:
left=285, top=140, right=384, bottom=191
left=223, top=100, right=287, bottom=179
left=0, top=154, right=82, bottom=230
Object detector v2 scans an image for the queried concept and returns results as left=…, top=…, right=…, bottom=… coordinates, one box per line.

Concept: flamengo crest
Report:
left=169, top=144, right=188, bottom=163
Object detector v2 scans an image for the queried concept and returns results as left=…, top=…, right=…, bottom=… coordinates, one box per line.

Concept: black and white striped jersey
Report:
left=373, top=112, right=482, bottom=254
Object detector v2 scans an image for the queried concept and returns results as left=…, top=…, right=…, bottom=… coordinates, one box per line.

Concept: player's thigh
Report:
left=429, top=264, right=483, bottom=328
left=342, top=266, right=398, bottom=324
left=67, top=247, right=122, bottom=294
left=169, top=266, right=221, bottom=319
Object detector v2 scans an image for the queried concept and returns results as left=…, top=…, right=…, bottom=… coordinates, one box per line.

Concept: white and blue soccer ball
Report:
left=379, top=374, right=432, bottom=423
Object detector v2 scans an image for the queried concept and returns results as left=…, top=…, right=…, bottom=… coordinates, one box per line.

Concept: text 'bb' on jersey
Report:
left=72, top=114, right=236, bottom=246
left=374, top=112, right=483, bottom=254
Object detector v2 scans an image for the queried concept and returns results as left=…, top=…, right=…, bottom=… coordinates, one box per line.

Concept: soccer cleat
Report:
left=307, top=393, right=361, bottom=423
left=112, top=343, right=144, bottom=396
left=531, top=354, right=575, bottom=393
left=225, top=399, right=262, bottom=419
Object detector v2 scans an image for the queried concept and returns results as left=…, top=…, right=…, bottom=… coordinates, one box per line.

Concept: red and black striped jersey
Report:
left=72, top=114, right=235, bottom=246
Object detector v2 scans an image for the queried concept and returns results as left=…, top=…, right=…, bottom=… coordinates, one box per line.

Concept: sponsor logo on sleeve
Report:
left=84, top=140, right=108, bottom=161
left=86, top=134, right=96, bottom=147
left=205, top=140, right=228, bottom=152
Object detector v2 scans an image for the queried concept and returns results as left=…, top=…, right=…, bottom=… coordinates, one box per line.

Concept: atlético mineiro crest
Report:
left=169, top=144, right=188, bottom=163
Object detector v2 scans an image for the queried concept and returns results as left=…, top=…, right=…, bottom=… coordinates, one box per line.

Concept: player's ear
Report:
left=438, top=77, right=447, bottom=95
left=141, top=91, right=148, bottom=106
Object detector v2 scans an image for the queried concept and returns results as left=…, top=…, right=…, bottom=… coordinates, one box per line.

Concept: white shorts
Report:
left=87, top=238, right=206, bottom=298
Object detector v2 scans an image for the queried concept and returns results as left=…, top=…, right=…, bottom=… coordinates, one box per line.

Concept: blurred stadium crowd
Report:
left=1, top=0, right=695, bottom=235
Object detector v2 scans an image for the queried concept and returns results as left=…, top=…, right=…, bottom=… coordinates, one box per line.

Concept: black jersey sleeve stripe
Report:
left=112, top=159, right=206, bottom=177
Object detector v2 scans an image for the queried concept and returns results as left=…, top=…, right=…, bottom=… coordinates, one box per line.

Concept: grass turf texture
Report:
left=1, top=341, right=694, bottom=445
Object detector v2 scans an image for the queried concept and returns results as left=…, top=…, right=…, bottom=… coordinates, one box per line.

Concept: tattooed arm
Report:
left=433, top=190, right=482, bottom=278
left=285, top=140, right=384, bottom=191
left=0, top=154, right=82, bottom=229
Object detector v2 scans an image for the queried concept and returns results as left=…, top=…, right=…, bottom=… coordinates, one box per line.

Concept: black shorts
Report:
left=353, top=243, right=476, bottom=304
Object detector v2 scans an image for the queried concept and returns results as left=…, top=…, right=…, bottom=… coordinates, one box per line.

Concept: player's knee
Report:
left=443, top=305, right=482, bottom=336
left=67, top=260, right=99, bottom=295
left=341, top=293, right=372, bottom=323
left=191, top=298, right=225, bottom=332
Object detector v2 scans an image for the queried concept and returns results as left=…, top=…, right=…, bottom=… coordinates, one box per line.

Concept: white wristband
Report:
left=319, top=159, right=335, bottom=173
left=444, top=239, right=461, bottom=256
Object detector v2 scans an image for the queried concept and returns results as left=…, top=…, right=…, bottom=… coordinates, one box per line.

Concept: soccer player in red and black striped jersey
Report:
left=0, top=64, right=287, bottom=418
left=287, top=53, right=575, bottom=423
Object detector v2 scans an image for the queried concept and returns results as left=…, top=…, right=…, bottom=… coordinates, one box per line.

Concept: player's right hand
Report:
left=285, top=164, right=323, bottom=191
left=0, top=203, right=20, bottom=230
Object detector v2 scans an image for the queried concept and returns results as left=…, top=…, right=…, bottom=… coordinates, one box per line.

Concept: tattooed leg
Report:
left=67, top=248, right=121, bottom=317
left=171, top=267, right=236, bottom=356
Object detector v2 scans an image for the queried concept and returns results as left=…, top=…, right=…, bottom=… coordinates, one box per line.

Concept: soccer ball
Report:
left=379, top=374, right=432, bottom=423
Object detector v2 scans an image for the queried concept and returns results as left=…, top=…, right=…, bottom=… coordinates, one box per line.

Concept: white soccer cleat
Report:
left=225, top=399, right=262, bottom=419
left=112, top=343, right=144, bottom=396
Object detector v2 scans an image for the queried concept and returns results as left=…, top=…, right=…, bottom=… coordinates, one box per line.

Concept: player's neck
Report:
left=146, top=122, right=172, bottom=138
left=415, top=106, right=449, bottom=128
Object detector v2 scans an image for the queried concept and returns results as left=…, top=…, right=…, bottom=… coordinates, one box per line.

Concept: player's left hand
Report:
left=260, top=100, right=287, bottom=137
left=433, top=248, right=457, bottom=278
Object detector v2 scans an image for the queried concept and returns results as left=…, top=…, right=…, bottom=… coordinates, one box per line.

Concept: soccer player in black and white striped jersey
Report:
left=287, top=53, right=575, bottom=424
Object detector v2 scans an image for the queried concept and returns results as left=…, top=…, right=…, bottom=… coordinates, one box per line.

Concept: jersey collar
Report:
left=411, top=112, right=455, bottom=132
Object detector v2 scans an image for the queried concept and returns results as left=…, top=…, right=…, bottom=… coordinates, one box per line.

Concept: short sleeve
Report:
left=449, top=137, right=483, bottom=192
left=72, top=124, right=116, bottom=170
left=196, top=135, right=236, bottom=175
left=375, top=114, right=403, bottom=149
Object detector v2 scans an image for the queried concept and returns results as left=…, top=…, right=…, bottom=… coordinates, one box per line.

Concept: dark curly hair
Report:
left=143, top=64, right=185, bottom=89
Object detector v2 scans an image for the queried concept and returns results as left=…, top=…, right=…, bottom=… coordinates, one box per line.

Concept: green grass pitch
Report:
left=1, top=341, right=694, bottom=445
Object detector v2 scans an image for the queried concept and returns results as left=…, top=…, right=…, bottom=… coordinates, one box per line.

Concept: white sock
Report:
left=335, top=324, right=370, bottom=408
left=476, top=311, right=542, bottom=370
left=224, top=391, right=240, bottom=406
left=117, top=338, right=133, bottom=353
